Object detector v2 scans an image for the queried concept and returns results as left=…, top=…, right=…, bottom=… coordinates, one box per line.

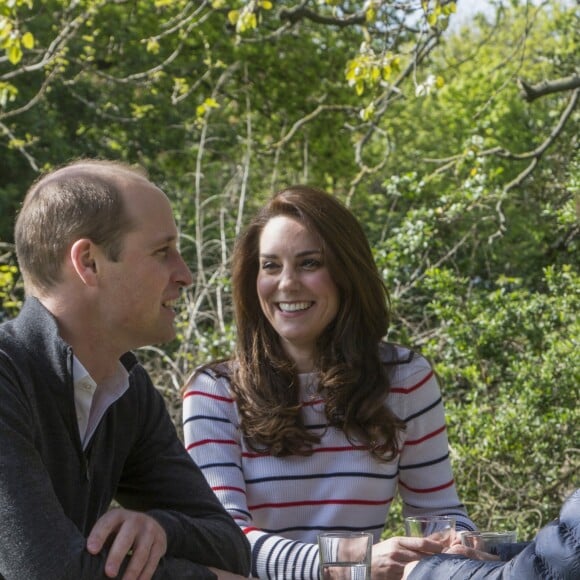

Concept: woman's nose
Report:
left=278, top=267, right=300, bottom=290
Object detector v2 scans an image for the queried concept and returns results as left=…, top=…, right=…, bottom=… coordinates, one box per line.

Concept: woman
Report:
left=183, top=185, right=475, bottom=579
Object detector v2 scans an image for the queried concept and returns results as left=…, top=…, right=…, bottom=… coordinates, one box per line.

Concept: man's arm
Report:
left=115, top=366, right=251, bottom=576
left=0, top=357, right=248, bottom=580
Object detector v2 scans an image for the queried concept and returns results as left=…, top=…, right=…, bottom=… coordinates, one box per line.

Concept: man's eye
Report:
left=157, top=247, right=170, bottom=257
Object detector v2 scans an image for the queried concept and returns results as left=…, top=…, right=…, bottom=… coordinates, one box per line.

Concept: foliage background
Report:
left=1, top=0, right=578, bottom=542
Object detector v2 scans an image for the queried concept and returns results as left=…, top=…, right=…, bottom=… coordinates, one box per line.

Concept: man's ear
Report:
left=70, top=239, right=98, bottom=286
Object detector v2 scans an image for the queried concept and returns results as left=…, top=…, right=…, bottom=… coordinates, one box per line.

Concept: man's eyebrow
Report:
left=150, top=234, right=178, bottom=247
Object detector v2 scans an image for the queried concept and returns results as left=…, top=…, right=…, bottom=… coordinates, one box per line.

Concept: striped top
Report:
left=183, top=345, right=475, bottom=579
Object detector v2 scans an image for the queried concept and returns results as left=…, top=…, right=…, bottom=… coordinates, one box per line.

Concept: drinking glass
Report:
left=318, top=531, right=372, bottom=579
left=404, top=515, right=456, bottom=539
left=461, top=530, right=517, bottom=553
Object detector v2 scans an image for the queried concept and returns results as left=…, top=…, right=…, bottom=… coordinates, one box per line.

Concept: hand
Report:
left=398, top=540, right=501, bottom=580
left=443, top=544, right=500, bottom=561
left=371, top=536, right=446, bottom=579
left=86, top=508, right=167, bottom=580
left=207, top=568, right=252, bottom=579
left=447, top=530, right=467, bottom=548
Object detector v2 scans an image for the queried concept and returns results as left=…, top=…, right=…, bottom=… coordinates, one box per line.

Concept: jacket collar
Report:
left=13, top=297, right=139, bottom=378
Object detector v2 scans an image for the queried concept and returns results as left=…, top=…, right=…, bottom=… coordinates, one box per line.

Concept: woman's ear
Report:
left=70, top=239, right=98, bottom=286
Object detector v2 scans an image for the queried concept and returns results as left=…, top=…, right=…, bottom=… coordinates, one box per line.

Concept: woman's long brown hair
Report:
left=217, top=185, right=405, bottom=459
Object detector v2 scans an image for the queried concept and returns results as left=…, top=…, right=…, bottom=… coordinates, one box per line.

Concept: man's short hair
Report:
left=15, top=159, right=147, bottom=294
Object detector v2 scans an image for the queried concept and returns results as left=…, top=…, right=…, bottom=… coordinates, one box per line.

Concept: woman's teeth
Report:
left=278, top=302, right=312, bottom=312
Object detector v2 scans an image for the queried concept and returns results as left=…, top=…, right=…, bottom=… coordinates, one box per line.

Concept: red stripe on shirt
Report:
left=405, top=425, right=446, bottom=445
left=213, top=485, right=246, bottom=494
left=302, top=398, right=324, bottom=407
left=186, top=438, right=237, bottom=451
left=390, top=370, right=434, bottom=394
left=399, top=479, right=454, bottom=493
left=183, top=390, right=234, bottom=402
left=249, top=497, right=393, bottom=510
left=243, top=526, right=259, bottom=534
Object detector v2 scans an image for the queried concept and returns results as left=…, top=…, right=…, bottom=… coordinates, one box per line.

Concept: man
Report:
left=0, top=160, right=251, bottom=580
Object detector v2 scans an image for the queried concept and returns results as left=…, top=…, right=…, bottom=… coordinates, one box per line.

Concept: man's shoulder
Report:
left=0, top=314, right=29, bottom=367
left=0, top=299, right=66, bottom=371
left=0, top=309, right=21, bottom=341
left=0, top=298, right=57, bottom=348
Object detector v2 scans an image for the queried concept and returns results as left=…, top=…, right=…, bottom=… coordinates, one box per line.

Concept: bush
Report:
left=415, top=265, right=579, bottom=539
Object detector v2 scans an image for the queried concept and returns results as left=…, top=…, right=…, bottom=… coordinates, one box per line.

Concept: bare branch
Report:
left=518, top=75, right=580, bottom=102
left=356, top=31, right=441, bottom=162
left=279, top=4, right=366, bottom=28
left=488, top=85, right=578, bottom=242
left=394, top=228, right=475, bottom=298
left=503, top=87, right=579, bottom=191
left=346, top=156, right=389, bottom=206
left=0, top=67, right=59, bottom=121
left=148, top=0, right=210, bottom=41
left=1, top=0, right=101, bottom=81
left=0, top=122, right=39, bottom=171
left=425, top=88, right=579, bottom=181
left=236, top=62, right=252, bottom=238
left=272, top=104, right=357, bottom=149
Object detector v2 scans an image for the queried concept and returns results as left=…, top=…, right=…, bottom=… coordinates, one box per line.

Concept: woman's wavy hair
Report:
left=228, top=185, right=406, bottom=459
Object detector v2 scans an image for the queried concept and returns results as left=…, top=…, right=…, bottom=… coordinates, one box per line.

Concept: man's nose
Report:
left=175, top=253, right=193, bottom=288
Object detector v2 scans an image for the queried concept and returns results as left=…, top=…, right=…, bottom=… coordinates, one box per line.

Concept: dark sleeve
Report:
left=0, top=357, right=121, bottom=580
left=407, top=554, right=508, bottom=579
left=115, top=367, right=250, bottom=576
left=491, top=542, right=530, bottom=561
left=153, top=558, right=218, bottom=579
left=506, top=490, right=580, bottom=580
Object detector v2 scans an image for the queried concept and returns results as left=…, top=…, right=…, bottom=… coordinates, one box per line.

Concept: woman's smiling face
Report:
left=257, top=215, right=339, bottom=371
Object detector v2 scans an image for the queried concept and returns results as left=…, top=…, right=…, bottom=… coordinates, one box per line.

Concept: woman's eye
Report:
left=301, top=258, right=320, bottom=270
left=261, top=261, right=279, bottom=270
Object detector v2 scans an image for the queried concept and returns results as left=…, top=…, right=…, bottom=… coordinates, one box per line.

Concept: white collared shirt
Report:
left=72, top=357, right=129, bottom=449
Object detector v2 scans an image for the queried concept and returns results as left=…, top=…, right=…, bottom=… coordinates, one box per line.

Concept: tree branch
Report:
left=503, top=87, right=579, bottom=191
left=518, top=74, right=580, bottom=102
left=272, top=104, right=357, bottom=149
left=0, top=121, right=39, bottom=171
left=0, top=67, right=60, bottom=121
left=279, top=4, right=366, bottom=27
left=424, top=87, right=579, bottom=174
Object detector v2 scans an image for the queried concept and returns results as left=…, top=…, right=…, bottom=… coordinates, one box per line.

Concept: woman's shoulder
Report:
left=379, top=342, right=431, bottom=368
left=184, top=360, right=234, bottom=394
left=198, top=359, right=233, bottom=379
left=379, top=342, right=434, bottom=383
